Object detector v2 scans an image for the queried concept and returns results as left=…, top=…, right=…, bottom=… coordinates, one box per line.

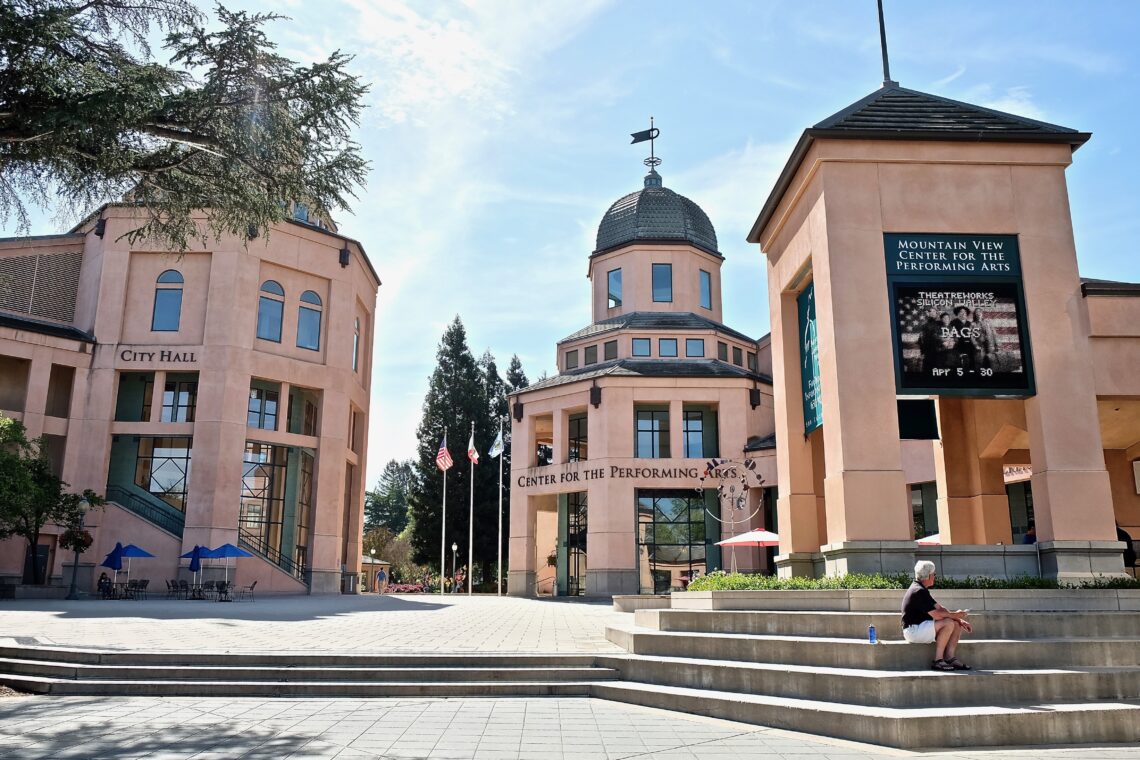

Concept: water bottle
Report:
left=868, top=624, right=877, bottom=644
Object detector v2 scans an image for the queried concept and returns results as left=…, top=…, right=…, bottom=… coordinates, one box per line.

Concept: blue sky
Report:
left=7, top=1, right=1139, bottom=486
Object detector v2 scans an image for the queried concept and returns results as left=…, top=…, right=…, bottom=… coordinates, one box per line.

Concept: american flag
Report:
left=896, top=285, right=1024, bottom=374
left=436, top=435, right=453, bottom=471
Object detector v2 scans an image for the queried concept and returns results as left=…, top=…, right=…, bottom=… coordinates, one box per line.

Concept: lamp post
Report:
left=369, top=548, right=376, bottom=592
left=65, top=498, right=91, bottom=601
left=451, top=542, right=458, bottom=594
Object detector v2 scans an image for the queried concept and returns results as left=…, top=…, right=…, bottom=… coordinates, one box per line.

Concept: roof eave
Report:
left=591, top=238, right=723, bottom=260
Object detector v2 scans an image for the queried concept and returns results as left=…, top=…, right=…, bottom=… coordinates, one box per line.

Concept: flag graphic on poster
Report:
left=488, top=429, right=504, bottom=459
left=436, top=435, right=453, bottom=471
left=467, top=432, right=479, bottom=464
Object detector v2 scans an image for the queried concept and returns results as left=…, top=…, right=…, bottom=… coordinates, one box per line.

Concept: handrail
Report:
left=238, top=527, right=308, bottom=584
left=105, top=485, right=185, bottom=537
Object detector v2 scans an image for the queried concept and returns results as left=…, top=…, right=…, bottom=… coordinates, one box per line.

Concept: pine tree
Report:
left=506, top=354, right=529, bottom=394
left=364, top=459, right=415, bottom=534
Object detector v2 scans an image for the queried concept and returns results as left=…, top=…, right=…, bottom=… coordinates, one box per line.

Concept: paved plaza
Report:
left=2, top=594, right=1140, bottom=759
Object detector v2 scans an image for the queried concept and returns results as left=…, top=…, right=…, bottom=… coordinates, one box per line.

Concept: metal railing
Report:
left=105, top=485, right=185, bottom=537
left=238, top=527, right=308, bottom=584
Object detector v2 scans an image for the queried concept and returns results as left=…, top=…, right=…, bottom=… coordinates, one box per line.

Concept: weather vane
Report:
left=630, top=117, right=661, bottom=170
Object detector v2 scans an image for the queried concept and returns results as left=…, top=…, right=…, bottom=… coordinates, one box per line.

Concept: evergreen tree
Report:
left=407, top=317, right=498, bottom=581
left=0, top=1, right=367, bottom=251
left=364, top=459, right=415, bottom=534
left=506, top=354, right=529, bottom=394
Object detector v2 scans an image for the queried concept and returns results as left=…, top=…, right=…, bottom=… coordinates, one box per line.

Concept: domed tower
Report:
left=589, top=168, right=724, bottom=323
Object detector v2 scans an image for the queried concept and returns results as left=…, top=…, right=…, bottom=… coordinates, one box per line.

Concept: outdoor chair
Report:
left=234, top=580, right=257, bottom=602
left=126, top=579, right=140, bottom=599
left=215, top=581, right=231, bottom=602
left=201, top=580, right=216, bottom=600
left=177, top=579, right=190, bottom=599
left=137, top=579, right=150, bottom=600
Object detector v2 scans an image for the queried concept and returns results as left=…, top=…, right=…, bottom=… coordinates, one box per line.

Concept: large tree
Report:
left=0, top=0, right=367, bottom=251
left=365, top=459, right=415, bottom=534
left=407, top=317, right=507, bottom=586
left=0, top=416, right=103, bottom=584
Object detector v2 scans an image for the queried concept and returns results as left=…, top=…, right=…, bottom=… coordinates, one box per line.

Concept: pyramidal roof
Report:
left=748, top=84, right=1090, bottom=242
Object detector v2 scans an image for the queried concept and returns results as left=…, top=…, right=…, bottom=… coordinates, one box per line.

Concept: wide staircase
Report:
left=596, top=608, right=1140, bottom=748
left=0, top=646, right=617, bottom=698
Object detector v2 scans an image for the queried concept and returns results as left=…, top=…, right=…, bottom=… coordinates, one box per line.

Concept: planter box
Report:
left=671, top=588, right=1140, bottom=612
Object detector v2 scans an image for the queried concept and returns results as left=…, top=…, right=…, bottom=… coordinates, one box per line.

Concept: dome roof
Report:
left=594, top=170, right=719, bottom=256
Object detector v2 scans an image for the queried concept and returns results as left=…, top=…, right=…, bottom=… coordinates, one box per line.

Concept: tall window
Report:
left=161, top=379, right=197, bottom=422
left=607, top=269, right=622, bottom=308
left=683, top=406, right=719, bottom=458
left=637, top=490, right=713, bottom=594
left=134, top=437, right=192, bottom=512
left=584, top=345, right=597, bottom=365
left=685, top=339, right=705, bottom=357
left=911, top=482, right=939, bottom=539
left=151, top=270, right=183, bottom=331
left=652, top=263, right=672, bottom=302
left=257, top=280, right=285, bottom=342
left=732, top=346, right=743, bottom=366
left=568, top=413, right=588, bottom=461
left=632, top=338, right=651, bottom=357
left=297, top=290, right=322, bottom=350
left=295, top=451, right=314, bottom=570
left=248, top=385, right=279, bottom=430
left=635, top=407, right=670, bottom=458
left=604, top=340, right=618, bottom=361
left=565, top=350, right=579, bottom=370
left=240, top=441, right=288, bottom=551
left=699, top=270, right=712, bottom=310
left=717, top=342, right=728, bottom=361
left=659, top=338, right=678, bottom=357
left=353, top=318, right=361, bottom=372
left=747, top=352, right=757, bottom=372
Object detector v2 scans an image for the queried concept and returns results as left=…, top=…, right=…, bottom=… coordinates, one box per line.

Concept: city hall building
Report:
left=509, top=84, right=1140, bottom=597
left=0, top=205, right=379, bottom=594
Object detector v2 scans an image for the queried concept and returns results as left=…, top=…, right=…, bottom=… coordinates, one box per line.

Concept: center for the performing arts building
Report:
left=508, top=84, right=1140, bottom=598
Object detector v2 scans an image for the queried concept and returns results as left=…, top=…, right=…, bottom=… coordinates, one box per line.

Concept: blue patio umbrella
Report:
left=100, top=543, right=124, bottom=577
left=207, top=543, right=254, bottom=584
left=119, top=544, right=155, bottom=581
left=180, top=545, right=205, bottom=582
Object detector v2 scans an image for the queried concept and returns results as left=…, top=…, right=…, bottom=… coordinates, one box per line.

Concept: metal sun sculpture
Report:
left=697, top=458, right=766, bottom=573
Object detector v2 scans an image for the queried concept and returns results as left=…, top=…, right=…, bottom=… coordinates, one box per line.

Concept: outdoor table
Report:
left=216, top=584, right=232, bottom=602
left=114, top=582, right=133, bottom=600
left=188, top=585, right=206, bottom=600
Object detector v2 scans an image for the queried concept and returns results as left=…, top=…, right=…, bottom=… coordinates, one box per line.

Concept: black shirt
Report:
left=901, top=581, right=936, bottom=629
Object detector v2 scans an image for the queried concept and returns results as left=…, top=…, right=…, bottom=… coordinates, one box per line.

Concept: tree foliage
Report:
left=407, top=318, right=523, bottom=585
left=365, top=459, right=415, bottom=534
left=0, top=416, right=104, bottom=584
left=0, top=0, right=368, bottom=251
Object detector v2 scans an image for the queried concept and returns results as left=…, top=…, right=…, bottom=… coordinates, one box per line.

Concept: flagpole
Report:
left=497, top=419, right=503, bottom=596
left=468, top=420, right=475, bottom=595
left=440, top=429, right=447, bottom=597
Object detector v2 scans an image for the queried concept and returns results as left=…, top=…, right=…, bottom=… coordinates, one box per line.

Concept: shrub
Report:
left=685, top=571, right=1140, bottom=592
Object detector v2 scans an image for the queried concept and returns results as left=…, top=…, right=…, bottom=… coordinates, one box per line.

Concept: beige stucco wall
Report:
left=588, top=243, right=724, bottom=323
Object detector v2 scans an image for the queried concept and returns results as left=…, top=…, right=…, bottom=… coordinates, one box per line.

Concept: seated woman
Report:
left=97, top=572, right=113, bottom=599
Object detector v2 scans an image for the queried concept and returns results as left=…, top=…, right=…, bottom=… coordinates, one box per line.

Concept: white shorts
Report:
left=902, top=620, right=937, bottom=644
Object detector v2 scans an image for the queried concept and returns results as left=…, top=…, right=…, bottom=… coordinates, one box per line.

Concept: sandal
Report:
left=931, top=659, right=955, bottom=671
left=946, top=657, right=972, bottom=670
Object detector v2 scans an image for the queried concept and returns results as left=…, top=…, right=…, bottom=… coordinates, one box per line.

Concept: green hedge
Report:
left=685, top=571, right=1140, bottom=592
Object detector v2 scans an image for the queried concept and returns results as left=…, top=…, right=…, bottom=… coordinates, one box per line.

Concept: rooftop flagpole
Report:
left=877, top=0, right=897, bottom=87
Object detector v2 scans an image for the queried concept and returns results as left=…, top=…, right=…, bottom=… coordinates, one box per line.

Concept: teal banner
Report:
left=798, top=282, right=822, bottom=434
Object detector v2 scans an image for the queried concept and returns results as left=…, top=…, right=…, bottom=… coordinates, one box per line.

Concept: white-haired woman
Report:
left=901, top=560, right=973, bottom=671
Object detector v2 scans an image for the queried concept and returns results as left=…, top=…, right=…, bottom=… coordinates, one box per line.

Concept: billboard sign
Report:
left=885, top=234, right=1034, bottom=397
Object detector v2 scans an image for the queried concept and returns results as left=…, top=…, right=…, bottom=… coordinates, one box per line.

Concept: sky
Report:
left=6, top=1, right=1140, bottom=487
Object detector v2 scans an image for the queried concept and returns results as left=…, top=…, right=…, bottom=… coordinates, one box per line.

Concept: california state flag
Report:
left=467, top=431, right=479, bottom=464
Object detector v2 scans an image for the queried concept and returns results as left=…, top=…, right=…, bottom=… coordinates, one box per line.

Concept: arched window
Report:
left=297, top=290, right=322, bottom=351
left=256, top=280, right=285, bottom=342
left=151, top=270, right=183, bottom=331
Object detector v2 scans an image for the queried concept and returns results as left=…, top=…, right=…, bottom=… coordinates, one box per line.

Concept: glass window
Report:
left=604, top=340, right=618, bottom=361
left=240, top=441, right=288, bottom=552
left=565, top=350, right=578, bottom=370
left=747, top=352, right=757, bottom=372
left=635, top=407, right=670, bottom=458
left=295, top=451, right=314, bottom=571
left=632, top=338, right=651, bottom=357
left=297, top=292, right=322, bottom=351
left=151, top=270, right=183, bottom=331
left=161, top=379, right=197, bottom=422
left=568, top=413, right=588, bottom=462
left=732, top=346, right=743, bottom=366
left=353, top=318, right=361, bottom=372
left=683, top=406, right=718, bottom=458
left=257, top=281, right=284, bottom=342
left=659, top=338, right=678, bottom=357
left=584, top=345, right=597, bottom=365
left=685, top=339, right=705, bottom=357
left=699, top=270, right=712, bottom=310
left=248, top=385, right=279, bottom=430
left=911, top=482, right=940, bottom=539
left=134, top=436, right=192, bottom=512
left=637, top=489, right=716, bottom=594
left=652, top=263, right=672, bottom=302
left=607, top=269, right=622, bottom=309
left=717, top=341, right=728, bottom=361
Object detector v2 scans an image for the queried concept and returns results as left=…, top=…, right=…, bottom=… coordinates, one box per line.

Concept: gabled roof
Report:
left=517, top=358, right=771, bottom=394
left=558, top=311, right=757, bottom=345
left=748, top=85, right=1090, bottom=244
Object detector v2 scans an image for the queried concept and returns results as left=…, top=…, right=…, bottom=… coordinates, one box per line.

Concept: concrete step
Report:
left=0, top=657, right=619, bottom=684
left=609, top=627, right=1140, bottom=670
left=592, top=680, right=1140, bottom=749
left=597, top=653, right=1140, bottom=708
left=636, top=609, right=1140, bottom=640
left=0, top=673, right=603, bottom=698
